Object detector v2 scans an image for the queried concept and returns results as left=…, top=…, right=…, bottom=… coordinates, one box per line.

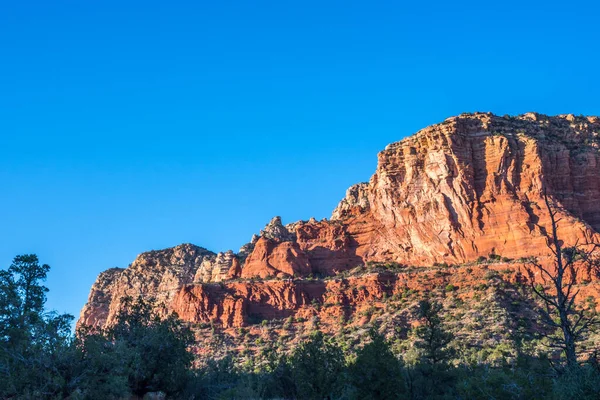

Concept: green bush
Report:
left=349, top=328, right=406, bottom=399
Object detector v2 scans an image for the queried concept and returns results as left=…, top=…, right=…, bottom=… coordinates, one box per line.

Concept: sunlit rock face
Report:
left=332, top=112, right=600, bottom=265
left=78, top=112, right=600, bottom=331
left=78, top=244, right=215, bottom=329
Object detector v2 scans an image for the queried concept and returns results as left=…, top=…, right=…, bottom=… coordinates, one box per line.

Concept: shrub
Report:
left=445, top=284, right=457, bottom=292
left=484, top=270, right=499, bottom=280
left=534, top=283, right=545, bottom=292
left=488, top=253, right=502, bottom=261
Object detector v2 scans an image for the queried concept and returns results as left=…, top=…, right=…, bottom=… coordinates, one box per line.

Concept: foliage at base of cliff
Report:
left=3, top=254, right=600, bottom=399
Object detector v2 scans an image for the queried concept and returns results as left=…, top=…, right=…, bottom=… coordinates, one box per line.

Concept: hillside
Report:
left=78, top=112, right=600, bottom=363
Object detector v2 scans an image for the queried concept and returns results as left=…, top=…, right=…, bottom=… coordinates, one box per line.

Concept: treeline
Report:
left=2, top=254, right=600, bottom=399
left=0, top=255, right=193, bottom=399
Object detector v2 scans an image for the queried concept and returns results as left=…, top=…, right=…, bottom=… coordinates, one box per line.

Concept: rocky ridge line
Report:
left=78, top=112, right=600, bottom=330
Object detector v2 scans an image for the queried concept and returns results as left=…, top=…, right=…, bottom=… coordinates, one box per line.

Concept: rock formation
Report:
left=333, top=112, right=600, bottom=266
left=194, top=250, right=239, bottom=283
left=80, top=244, right=214, bottom=328
left=79, top=112, right=600, bottom=332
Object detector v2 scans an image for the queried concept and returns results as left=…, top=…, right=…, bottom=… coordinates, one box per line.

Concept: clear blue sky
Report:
left=1, top=0, right=599, bottom=320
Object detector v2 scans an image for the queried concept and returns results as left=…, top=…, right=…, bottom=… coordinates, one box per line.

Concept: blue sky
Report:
left=1, top=0, right=599, bottom=320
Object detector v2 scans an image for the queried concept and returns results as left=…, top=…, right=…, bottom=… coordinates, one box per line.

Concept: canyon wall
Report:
left=79, top=112, right=600, bottom=330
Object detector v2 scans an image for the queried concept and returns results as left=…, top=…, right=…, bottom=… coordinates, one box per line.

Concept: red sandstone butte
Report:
left=78, top=112, right=600, bottom=331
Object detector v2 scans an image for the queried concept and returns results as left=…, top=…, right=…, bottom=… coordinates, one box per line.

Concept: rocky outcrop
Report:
left=79, top=112, right=600, bottom=331
left=333, top=112, right=600, bottom=265
left=237, top=234, right=259, bottom=262
left=194, top=251, right=238, bottom=283
left=171, top=263, right=600, bottom=329
left=293, top=220, right=362, bottom=275
left=260, top=216, right=296, bottom=242
left=78, top=244, right=218, bottom=329
left=331, top=182, right=370, bottom=220
left=240, top=238, right=311, bottom=279
left=78, top=267, right=124, bottom=329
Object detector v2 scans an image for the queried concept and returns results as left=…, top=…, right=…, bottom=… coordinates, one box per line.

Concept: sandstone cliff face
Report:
left=333, top=112, right=600, bottom=265
left=79, top=112, right=600, bottom=331
left=171, top=262, right=600, bottom=329
left=194, top=250, right=239, bottom=283
left=78, top=267, right=124, bottom=329
left=78, top=244, right=216, bottom=329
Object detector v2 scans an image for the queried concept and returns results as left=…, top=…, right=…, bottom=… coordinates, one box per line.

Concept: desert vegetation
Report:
left=2, top=253, right=600, bottom=399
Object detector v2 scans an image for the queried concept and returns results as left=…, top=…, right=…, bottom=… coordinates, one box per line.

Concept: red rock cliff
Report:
left=78, top=112, right=600, bottom=330
left=332, top=112, right=600, bottom=265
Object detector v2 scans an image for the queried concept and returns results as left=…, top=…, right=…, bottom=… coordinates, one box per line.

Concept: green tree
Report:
left=552, top=363, right=600, bottom=399
left=350, top=327, right=406, bottom=399
left=406, top=299, right=456, bottom=399
left=289, top=330, right=346, bottom=399
left=105, top=295, right=195, bottom=397
left=0, top=255, right=50, bottom=348
left=0, top=254, right=74, bottom=399
left=413, top=299, right=453, bottom=365
left=249, top=342, right=295, bottom=399
left=65, top=328, right=130, bottom=399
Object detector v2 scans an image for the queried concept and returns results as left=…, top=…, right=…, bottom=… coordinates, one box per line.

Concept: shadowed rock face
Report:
left=78, top=112, right=600, bottom=330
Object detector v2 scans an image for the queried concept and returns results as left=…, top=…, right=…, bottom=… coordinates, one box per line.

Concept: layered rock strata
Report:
left=79, top=112, right=600, bottom=330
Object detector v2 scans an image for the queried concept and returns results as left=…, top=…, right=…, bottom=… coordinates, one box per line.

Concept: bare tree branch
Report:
left=526, top=189, right=599, bottom=368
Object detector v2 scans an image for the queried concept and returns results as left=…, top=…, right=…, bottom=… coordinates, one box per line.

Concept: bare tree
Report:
left=527, top=190, right=600, bottom=368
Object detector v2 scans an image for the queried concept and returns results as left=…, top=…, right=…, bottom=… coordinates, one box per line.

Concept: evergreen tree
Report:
left=413, top=299, right=453, bottom=365
left=407, top=298, right=456, bottom=399
left=350, top=327, right=406, bottom=399
left=289, top=330, right=346, bottom=400
left=0, top=255, right=73, bottom=399
left=105, top=295, right=195, bottom=397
